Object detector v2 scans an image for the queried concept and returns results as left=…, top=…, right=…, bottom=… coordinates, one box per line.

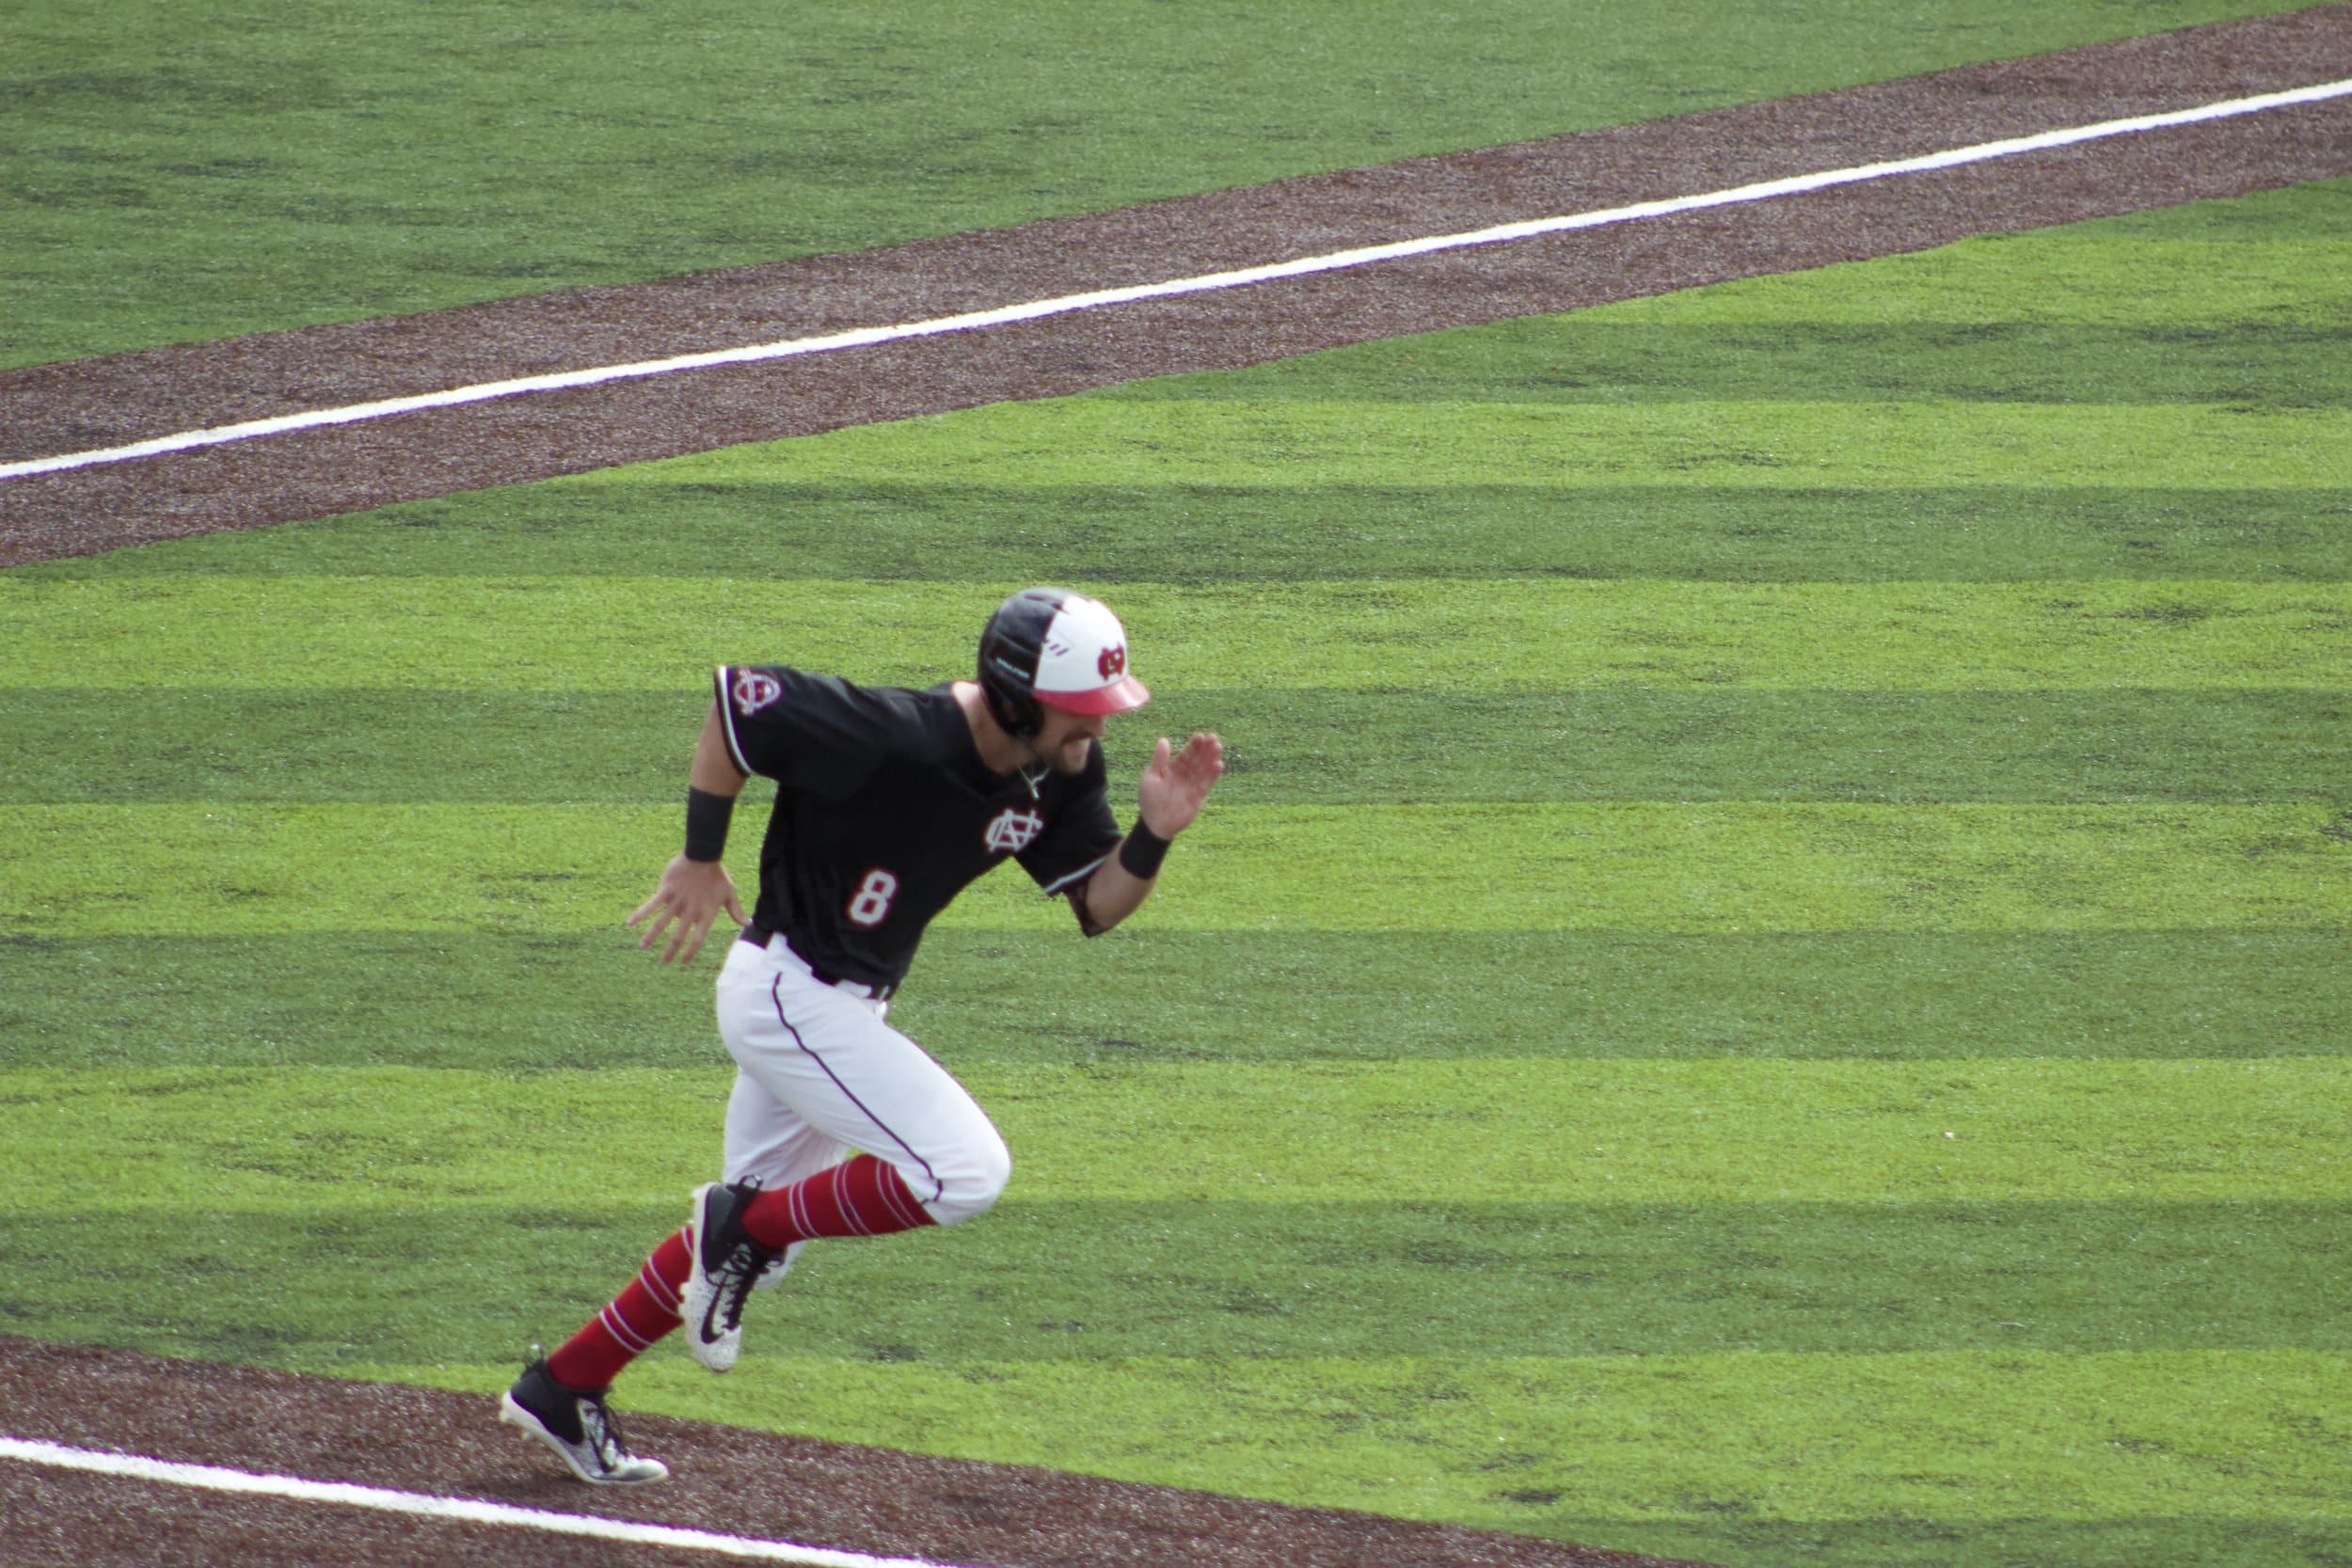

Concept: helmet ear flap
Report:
left=978, top=652, right=1043, bottom=737
left=977, top=593, right=1058, bottom=739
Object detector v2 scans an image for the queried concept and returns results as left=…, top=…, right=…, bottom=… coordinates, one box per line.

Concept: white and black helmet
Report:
left=977, top=588, right=1150, bottom=736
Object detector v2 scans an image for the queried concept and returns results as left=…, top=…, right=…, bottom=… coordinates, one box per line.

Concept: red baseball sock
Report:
left=741, top=1154, right=936, bottom=1250
left=547, top=1229, right=690, bottom=1391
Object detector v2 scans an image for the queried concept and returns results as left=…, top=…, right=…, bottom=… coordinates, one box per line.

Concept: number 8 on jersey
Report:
left=846, top=868, right=899, bottom=927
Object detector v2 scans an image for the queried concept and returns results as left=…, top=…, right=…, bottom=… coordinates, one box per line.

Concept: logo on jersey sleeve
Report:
left=731, top=669, right=783, bottom=717
left=983, top=807, right=1047, bottom=855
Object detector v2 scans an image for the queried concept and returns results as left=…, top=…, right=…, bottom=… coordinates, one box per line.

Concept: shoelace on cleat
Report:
left=712, top=1241, right=769, bottom=1333
left=576, top=1393, right=633, bottom=1472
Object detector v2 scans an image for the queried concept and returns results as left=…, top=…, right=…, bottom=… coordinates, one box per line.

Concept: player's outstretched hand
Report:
left=628, top=853, right=748, bottom=966
left=1136, top=731, right=1226, bottom=838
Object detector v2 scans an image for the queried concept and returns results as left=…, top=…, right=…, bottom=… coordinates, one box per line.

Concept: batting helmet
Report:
left=977, top=588, right=1150, bottom=737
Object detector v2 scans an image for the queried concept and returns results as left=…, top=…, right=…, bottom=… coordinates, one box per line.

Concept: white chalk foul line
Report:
left=0, top=1435, right=986, bottom=1568
left=6, top=74, right=2349, bottom=484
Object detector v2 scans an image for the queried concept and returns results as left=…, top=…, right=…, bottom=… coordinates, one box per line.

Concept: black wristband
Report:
left=1118, top=822, right=1171, bottom=880
left=684, top=787, right=736, bottom=863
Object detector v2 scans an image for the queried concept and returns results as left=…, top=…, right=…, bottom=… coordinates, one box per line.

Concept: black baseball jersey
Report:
left=714, top=665, right=1122, bottom=989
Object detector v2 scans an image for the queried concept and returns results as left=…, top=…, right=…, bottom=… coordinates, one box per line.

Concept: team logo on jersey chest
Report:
left=731, top=669, right=782, bottom=716
left=983, top=807, right=1046, bottom=855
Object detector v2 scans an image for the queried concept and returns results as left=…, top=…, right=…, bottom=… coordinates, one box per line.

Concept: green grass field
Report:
left=0, top=0, right=2300, bottom=368
left=5, top=5, right=2350, bottom=1567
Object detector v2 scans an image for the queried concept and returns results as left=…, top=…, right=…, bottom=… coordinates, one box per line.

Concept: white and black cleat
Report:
left=500, top=1356, right=669, bottom=1485
left=683, top=1180, right=778, bottom=1373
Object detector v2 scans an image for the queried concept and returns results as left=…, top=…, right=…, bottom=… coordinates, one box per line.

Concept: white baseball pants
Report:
left=713, top=931, right=1011, bottom=1275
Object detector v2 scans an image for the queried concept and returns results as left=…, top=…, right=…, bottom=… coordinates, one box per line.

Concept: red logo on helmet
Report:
left=1097, top=644, right=1127, bottom=679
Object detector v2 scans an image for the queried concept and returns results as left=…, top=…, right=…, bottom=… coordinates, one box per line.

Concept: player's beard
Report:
left=1025, top=728, right=1092, bottom=776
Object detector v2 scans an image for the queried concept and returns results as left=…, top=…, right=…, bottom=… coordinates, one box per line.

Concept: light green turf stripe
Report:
left=5, top=578, right=2345, bottom=690
left=375, top=1349, right=2351, bottom=1527
left=5, top=802, right=2344, bottom=936
left=592, top=402, right=2352, bottom=490
left=2, top=1060, right=2341, bottom=1209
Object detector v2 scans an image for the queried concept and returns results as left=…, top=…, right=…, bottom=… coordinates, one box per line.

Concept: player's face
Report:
left=1032, top=706, right=1106, bottom=774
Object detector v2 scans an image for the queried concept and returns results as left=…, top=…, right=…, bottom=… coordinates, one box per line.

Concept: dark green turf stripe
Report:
left=0, top=1200, right=2335, bottom=1368
left=1105, top=322, right=2352, bottom=407
left=6, top=930, right=2343, bottom=1067
left=16, top=487, right=2348, bottom=582
left=1541, top=1516, right=2345, bottom=1568
left=8, top=688, right=2346, bottom=804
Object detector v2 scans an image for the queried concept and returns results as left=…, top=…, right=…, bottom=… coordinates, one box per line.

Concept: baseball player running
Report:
left=500, top=587, right=1223, bottom=1484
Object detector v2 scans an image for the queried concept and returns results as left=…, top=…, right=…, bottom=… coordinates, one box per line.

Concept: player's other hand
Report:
left=1137, top=731, right=1225, bottom=838
left=628, top=854, right=748, bottom=966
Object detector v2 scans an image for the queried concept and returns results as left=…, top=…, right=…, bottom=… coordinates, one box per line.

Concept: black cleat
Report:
left=499, top=1354, right=669, bottom=1485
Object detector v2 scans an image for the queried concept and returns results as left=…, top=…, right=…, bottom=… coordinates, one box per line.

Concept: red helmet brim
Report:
left=1036, top=675, right=1151, bottom=716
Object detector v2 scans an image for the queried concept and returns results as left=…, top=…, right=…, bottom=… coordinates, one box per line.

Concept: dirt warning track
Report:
left=2, top=4, right=2348, bottom=564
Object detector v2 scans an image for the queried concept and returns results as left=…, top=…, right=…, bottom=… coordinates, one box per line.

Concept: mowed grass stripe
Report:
left=1171, top=230, right=2352, bottom=406
left=585, top=401, right=2352, bottom=490
left=1126, top=319, right=2352, bottom=408
left=8, top=1200, right=2339, bottom=1365
left=374, top=1349, right=2352, bottom=1527
left=1200, top=206, right=2352, bottom=344
left=8, top=687, right=2346, bottom=804
left=6, top=930, right=2346, bottom=1068
left=4, top=1060, right=2341, bottom=1208
left=23, top=488, right=2349, bottom=583
left=8, top=578, right=2346, bottom=690
left=6, top=802, right=2345, bottom=935
left=1554, top=1517, right=2340, bottom=1568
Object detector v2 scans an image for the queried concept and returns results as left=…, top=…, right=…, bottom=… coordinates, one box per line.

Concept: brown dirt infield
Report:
left=1, top=4, right=2347, bottom=565
left=5, top=9, right=2351, bottom=1566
